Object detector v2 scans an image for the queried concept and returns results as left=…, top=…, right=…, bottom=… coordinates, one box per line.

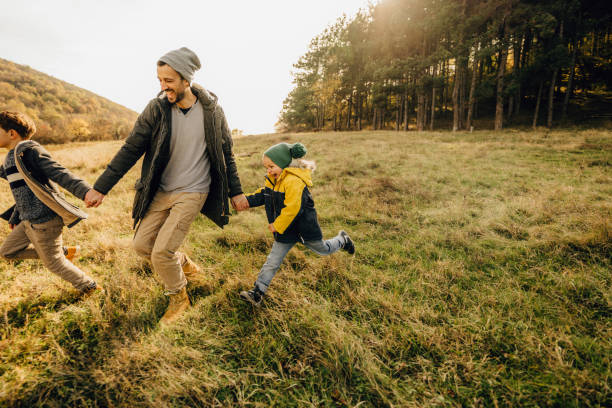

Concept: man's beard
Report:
left=168, top=89, right=185, bottom=104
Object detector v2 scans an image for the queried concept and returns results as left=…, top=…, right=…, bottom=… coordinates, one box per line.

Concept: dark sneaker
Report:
left=240, top=287, right=263, bottom=306
left=81, top=281, right=104, bottom=298
left=340, top=230, right=355, bottom=255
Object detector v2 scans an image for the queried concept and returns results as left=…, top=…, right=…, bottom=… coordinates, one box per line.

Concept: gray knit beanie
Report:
left=158, top=47, right=201, bottom=83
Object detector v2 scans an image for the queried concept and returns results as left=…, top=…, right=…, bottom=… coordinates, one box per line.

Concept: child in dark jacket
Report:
left=0, top=111, right=101, bottom=295
left=239, top=142, right=354, bottom=306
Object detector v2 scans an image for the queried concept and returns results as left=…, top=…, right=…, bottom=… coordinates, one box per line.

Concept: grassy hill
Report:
left=0, top=130, right=610, bottom=406
left=0, top=58, right=137, bottom=144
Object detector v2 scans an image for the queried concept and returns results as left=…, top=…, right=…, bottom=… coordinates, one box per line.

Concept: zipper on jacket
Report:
left=266, top=175, right=279, bottom=235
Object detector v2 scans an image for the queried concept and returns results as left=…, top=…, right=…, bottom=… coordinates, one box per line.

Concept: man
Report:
left=85, top=47, right=248, bottom=324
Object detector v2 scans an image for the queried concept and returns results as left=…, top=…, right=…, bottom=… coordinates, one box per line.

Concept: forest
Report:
left=0, top=58, right=137, bottom=144
left=277, top=0, right=612, bottom=132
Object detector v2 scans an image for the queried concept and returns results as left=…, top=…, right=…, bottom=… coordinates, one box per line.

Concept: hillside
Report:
left=0, top=58, right=137, bottom=143
left=0, top=130, right=610, bottom=406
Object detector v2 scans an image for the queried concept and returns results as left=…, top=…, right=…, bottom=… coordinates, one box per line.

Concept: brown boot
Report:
left=160, top=287, right=190, bottom=325
left=64, top=246, right=81, bottom=262
left=180, top=253, right=202, bottom=280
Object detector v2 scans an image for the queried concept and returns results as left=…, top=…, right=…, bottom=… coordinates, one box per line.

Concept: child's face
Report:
left=263, top=155, right=283, bottom=179
left=0, top=127, right=17, bottom=149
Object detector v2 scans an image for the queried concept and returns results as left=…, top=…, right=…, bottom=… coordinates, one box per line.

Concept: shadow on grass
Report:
left=129, top=262, right=153, bottom=277
left=215, top=235, right=270, bottom=254
left=3, top=291, right=84, bottom=328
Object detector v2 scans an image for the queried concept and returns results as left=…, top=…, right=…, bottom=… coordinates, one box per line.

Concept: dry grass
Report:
left=0, top=129, right=610, bottom=407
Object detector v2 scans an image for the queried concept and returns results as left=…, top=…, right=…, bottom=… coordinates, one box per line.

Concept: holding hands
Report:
left=84, top=189, right=106, bottom=208
left=230, top=194, right=249, bottom=211
left=86, top=191, right=247, bottom=210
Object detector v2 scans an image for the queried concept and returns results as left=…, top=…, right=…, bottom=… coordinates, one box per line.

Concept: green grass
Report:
left=0, top=129, right=610, bottom=407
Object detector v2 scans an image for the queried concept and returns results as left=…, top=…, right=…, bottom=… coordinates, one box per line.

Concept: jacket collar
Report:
left=276, top=167, right=313, bottom=187
left=14, top=140, right=39, bottom=155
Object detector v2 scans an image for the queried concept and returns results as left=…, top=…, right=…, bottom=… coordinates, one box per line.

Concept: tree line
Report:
left=277, top=0, right=612, bottom=132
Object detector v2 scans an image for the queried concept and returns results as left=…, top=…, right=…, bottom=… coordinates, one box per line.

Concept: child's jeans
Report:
left=255, top=232, right=345, bottom=293
left=0, top=217, right=95, bottom=291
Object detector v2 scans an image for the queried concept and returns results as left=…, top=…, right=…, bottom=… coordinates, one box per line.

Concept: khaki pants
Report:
left=0, top=217, right=94, bottom=291
left=133, top=191, right=207, bottom=294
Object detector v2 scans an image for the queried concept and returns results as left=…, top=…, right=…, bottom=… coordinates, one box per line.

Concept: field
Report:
left=0, top=129, right=610, bottom=407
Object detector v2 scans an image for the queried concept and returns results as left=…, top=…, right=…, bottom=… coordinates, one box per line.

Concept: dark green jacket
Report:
left=93, top=85, right=243, bottom=228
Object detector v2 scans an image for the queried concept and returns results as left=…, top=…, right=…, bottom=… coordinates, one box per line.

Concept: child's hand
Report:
left=85, top=189, right=105, bottom=208
left=233, top=201, right=250, bottom=212
left=231, top=194, right=249, bottom=211
left=268, top=223, right=277, bottom=233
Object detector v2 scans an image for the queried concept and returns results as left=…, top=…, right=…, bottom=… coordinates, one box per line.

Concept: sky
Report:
left=0, top=0, right=372, bottom=135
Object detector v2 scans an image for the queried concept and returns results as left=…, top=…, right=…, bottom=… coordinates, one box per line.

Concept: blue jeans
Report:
left=255, top=233, right=345, bottom=293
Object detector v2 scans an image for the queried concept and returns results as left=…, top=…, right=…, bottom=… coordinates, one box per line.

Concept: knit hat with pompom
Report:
left=264, top=142, right=307, bottom=169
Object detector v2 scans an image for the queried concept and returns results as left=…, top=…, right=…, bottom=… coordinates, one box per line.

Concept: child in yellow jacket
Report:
left=239, top=142, right=354, bottom=306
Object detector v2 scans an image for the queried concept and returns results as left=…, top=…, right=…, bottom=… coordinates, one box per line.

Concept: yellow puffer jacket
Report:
left=246, top=165, right=322, bottom=243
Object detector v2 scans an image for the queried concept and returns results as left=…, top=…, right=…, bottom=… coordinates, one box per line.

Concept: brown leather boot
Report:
left=160, top=287, right=190, bottom=325
left=180, top=253, right=202, bottom=280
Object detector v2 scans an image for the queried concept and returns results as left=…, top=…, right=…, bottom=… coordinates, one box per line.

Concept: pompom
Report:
left=290, top=143, right=307, bottom=158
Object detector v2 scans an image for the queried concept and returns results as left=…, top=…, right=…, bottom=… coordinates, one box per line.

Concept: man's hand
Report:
left=85, top=189, right=106, bottom=208
left=230, top=194, right=249, bottom=211
left=268, top=223, right=277, bottom=233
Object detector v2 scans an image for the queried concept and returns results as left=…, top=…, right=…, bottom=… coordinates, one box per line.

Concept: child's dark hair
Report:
left=0, top=111, right=36, bottom=139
